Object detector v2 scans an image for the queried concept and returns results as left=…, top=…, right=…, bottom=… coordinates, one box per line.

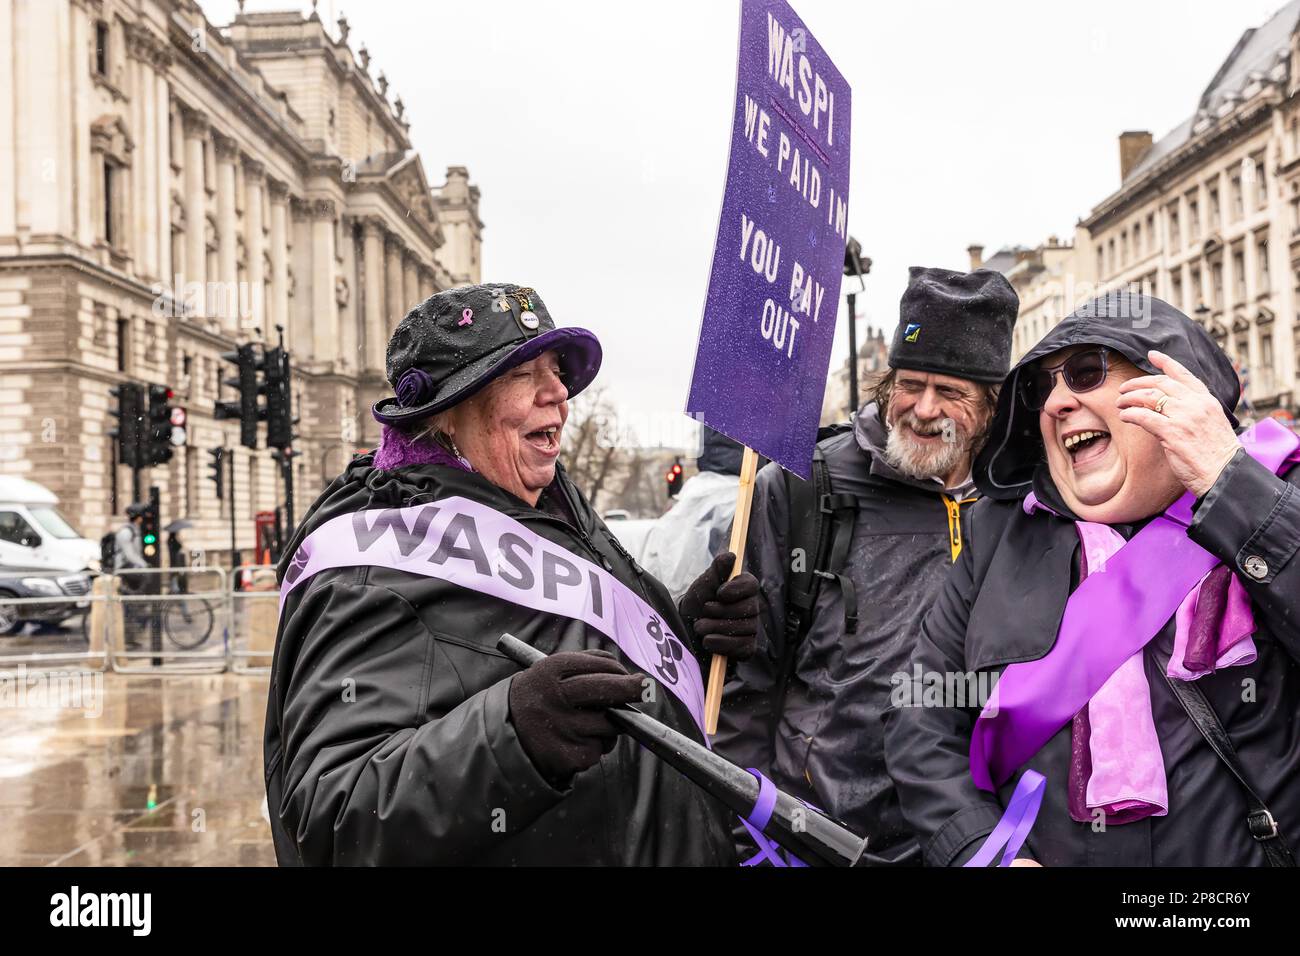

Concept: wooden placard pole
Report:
left=703, top=445, right=760, bottom=736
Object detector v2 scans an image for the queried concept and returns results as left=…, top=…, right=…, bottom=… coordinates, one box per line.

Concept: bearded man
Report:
left=713, top=266, right=1018, bottom=865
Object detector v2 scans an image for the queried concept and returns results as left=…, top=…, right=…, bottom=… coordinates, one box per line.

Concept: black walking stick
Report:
left=497, top=633, right=867, bottom=867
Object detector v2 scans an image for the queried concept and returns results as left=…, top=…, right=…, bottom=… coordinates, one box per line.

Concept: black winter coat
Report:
left=263, top=456, right=737, bottom=866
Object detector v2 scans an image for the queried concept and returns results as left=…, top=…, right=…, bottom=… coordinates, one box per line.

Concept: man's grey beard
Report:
left=883, top=410, right=974, bottom=484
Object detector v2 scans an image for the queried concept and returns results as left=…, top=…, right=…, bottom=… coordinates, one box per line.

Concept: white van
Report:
left=0, top=477, right=99, bottom=572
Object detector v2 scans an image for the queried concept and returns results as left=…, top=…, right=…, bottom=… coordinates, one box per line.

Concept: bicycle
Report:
left=161, top=576, right=216, bottom=650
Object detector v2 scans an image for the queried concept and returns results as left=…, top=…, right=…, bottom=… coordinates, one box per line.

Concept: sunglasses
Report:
left=1019, top=347, right=1111, bottom=411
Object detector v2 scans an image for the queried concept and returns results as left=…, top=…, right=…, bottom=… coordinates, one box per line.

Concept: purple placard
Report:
left=686, top=0, right=852, bottom=479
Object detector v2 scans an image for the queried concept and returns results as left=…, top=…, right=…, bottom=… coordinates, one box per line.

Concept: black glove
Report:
left=678, top=551, right=760, bottom=661
left=507, top=649, right=644, bottom=787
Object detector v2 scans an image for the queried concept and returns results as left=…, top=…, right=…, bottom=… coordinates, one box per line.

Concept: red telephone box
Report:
left=254, top=511, right=278, bottom=566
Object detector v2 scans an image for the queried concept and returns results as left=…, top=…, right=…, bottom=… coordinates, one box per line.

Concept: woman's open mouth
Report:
left=523, top=426, right=561, bottom=456
left=1063, top=429, right=1111, bottom=468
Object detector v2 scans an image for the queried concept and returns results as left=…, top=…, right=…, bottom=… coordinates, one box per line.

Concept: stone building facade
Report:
left=977, top=0, right=1300, bottom=414
left=0, top=0, right=482, bottom=565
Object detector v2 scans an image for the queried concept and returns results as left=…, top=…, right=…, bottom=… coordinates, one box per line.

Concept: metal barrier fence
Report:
left=111, top=567, right=229, bottom=674
left=230, top=564, right=278, bottom=675
left=0, top=565, right=282, bottom=676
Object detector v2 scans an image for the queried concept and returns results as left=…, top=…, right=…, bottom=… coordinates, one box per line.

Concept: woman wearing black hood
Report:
left=883, top=292, right=1300, bottom=866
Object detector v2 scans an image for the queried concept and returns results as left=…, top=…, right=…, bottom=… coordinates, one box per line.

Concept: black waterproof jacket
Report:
left=263, top=455, right=737, bottom=866
left=713, top=403, right=976, bottom=864
left=882, top=296, right=1300, bottom=866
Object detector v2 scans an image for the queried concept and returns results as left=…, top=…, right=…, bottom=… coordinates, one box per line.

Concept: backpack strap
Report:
left=783, top=425, right=857, bottom=646
left=1164, top=672, right=1295, bottom=866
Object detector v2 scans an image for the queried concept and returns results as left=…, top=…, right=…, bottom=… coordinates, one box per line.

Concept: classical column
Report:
left=339, top=217, right=358, bottom=371
left=385, top=235, right=405, bottom=330
left=290, top=197, right=312, bottom=359
left=361, top=218, right=386, bottom=372
left=243, top=158, right=265, bottom=330
left=310, top=198, right=339, bottom=363
left=403, top=253, right=419, bottom=314
left=181, top=106, right=208, bottom=317
left=268, top=179, right=289, bottom=343
left=418, top=265, right=433, bottom=302
left=128, top=36, right=146, bottom=268
left=213, top=132, right=239, bottom=332
left=155, top=66, right=173, bottom=288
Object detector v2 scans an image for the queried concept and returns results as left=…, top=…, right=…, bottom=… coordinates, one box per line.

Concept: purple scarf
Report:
left=373, top=425, right=473, bottom=473
left=1058, top=521, right=1257, bottom=825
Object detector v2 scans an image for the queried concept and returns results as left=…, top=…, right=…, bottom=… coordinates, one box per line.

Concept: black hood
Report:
left=974, top=292, right=1241, bottom=501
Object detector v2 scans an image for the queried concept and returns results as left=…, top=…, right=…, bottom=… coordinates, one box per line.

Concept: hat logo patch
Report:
left=488, top=289, right=511, bottom=313
left=904, top=323, right=921, bottom=343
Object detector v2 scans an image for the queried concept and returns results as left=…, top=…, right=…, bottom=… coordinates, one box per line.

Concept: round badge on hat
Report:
left=520, top=309, right=539, bottom=330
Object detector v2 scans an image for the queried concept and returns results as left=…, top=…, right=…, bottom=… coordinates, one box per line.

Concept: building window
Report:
left=1134, top=221, right=1143, bottom=256
left=1255, top=159, right=1267, bottom=209
left=1169, top=205, right=1181, bottom=250
left=103, top=162, right=116, bottom=245
left=1262, top=333, right=1274, bottom=368
left=1108, top=238, right=1116, bottom=273
left=1231, top=175, right=1243, bottom=220
left=95, top=20, right=109, bottom=77
left=1188, top=194, right=1200, bottom=240
left=1147, top=213, right=1157, bottom=251
left=1171, top=271, right=1184, bottom=311
left=1190, top=265, right=1203, bottom=310
left=1096, top=246, right=1105, bottom=277
left=1232, top=247, right=1246, bottom=301
left=1211, top=259, right=1224, bottom=309
left=1257, top=235, right=1270, bottom=291
left=116, top=317, right=129, bottom=372
left=1120, top=230, right=1129, bottom=266
left=1209, top=185, right=1220, bottom=227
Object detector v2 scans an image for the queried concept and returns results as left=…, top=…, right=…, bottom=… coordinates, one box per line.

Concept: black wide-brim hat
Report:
left=372, top=283, right=602, bottom=426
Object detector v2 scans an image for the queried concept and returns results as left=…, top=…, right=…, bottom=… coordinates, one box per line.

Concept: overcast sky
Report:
left=202, top=0, right=1282, bottom=441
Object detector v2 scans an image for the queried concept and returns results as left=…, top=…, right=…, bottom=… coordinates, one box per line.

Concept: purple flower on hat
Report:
left=396, top=367, right=436, bottom=408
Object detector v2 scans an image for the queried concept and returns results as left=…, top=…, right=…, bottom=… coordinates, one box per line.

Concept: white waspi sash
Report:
left=279, top=496, right=707, bottom=734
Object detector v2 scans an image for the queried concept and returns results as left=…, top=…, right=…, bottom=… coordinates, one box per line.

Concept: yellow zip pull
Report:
left=943, top=495, right=966, bottom=562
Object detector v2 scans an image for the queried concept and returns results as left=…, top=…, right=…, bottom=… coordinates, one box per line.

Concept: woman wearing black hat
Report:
left=883, top=293, right=1300, bottom=866
left=263, top=283, right=758, bottom=865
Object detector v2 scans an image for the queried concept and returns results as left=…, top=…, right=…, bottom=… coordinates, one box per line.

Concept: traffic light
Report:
left=140, top=495, right=160, bottom=567
left=666, top=458, right=684, bottom=498
left=262, top=346, right=297, bottom=449
left=216, top=343, right=262, bottom=449
left=144, top=384, right=181, bottom=466
left=108, top=383, right=144, bottom=468
left=207, top=447, right=226, bottom=500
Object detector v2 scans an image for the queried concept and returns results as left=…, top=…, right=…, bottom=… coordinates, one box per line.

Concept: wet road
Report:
left=0, top=673, right=274, bottom=866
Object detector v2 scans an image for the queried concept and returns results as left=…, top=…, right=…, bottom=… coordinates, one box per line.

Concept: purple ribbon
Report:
left=970, top=419, right=1300, bottom=791
left=963, top=770, right=1046, bottom=867
left=739, top=768, right=809, bottom=868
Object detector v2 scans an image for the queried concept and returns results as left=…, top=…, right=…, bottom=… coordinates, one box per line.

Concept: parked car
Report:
left=0, top=476, right=99, bottom=573
left=0, top=569, right=93, bottom=636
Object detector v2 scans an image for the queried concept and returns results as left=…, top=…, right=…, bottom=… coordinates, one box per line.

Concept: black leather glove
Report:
left=678, top=551, right=760, bottom=661
left=507, top=649, right=643, bottom=787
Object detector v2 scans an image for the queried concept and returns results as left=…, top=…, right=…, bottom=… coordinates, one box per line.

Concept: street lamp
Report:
left=843, top=238, right=872, bottom=415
